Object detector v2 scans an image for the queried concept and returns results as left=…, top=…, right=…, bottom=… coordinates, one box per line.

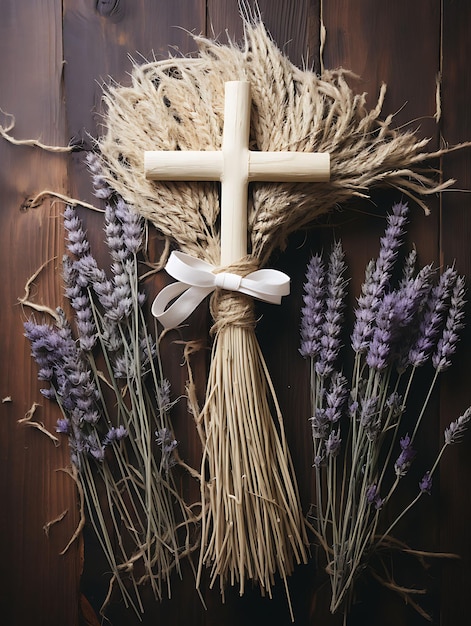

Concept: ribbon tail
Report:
left=151, top=281, right=213, bottom=329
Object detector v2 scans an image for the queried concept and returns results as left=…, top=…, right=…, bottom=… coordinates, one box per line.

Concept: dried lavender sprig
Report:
left=359, top=394, right=381, bottom=441
left=365, top=292, right=401, bottom=371
left=62, top=256, right=98, bottom=351
left=156, top=427, right=178, bottom=471
left=444, top=407, right=471, bottom=445
left=352, top=201, right=409, bottom=353
left=432, top=274, right=467, bottom=372
left=367, top=265, right=434, bottom=371
left=24, top=311, right=104, bottom=468
left=379, top=406, right=471, bottom=547
left=26, top=189, right=197, bottom=616
left=399, top=248, right=418, bottom=287
left=393, top=434, right=416, bottom=477
left=316, top=241, right=348, bottom=377
left=375, top=201, right=410, bottom=288
left=325, top=429, right=341, bottom=457
left=325, top=371, right=348, bottom=424
left=395, top=263, right=434, bottom=329
left=64, top=205, right=90, bottom=257
left=86, top=152, right=113, bottom=200
left=302, top=201, right=470, bottom=617
left=105, top=198, right=144, bottom=262
left=300, top=253, right=325, bottom=358
left=408, top=267, right=457, bottom=368
left=115, top=197, right=143, bottom=255
left=419, top=471, right=432, bottom=495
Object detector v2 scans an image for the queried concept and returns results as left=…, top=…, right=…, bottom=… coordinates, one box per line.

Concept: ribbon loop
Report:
left=151, top=251, right=290, bottom=329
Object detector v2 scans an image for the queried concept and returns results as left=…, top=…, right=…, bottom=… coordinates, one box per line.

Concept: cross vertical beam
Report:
left=220, top=81, right=250, bottom=264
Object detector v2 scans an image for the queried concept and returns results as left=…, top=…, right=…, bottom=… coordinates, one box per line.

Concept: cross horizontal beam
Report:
left=144, top=81, right=330, bottom=264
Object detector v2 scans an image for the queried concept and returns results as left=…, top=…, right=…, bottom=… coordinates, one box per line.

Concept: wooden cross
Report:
left=144, top=81, right=330, bottom=266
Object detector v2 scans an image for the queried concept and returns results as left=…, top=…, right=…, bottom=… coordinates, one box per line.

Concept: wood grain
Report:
left=207, top=0, right=320, bottom=69
left=439, top=2, right=471, bottom=625
left=0, top=2, right=81, bottom=626
left=1, top=1, right=471, bottom=625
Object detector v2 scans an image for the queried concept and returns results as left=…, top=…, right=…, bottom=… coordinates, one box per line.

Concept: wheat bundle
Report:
left=95, top=18, right=457, bottom=607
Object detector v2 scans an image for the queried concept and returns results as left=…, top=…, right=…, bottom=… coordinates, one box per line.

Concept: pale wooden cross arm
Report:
left=144, top=81, right=330, bottom=266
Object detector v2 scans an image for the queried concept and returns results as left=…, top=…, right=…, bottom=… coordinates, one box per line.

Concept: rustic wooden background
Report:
left=1, top=1, right=470, bottom=625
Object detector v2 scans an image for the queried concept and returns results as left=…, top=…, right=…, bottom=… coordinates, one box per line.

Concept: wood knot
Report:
left=96, top=0, right=120, bottom=17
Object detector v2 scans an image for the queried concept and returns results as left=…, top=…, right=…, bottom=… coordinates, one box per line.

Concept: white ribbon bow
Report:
left=151, top=251, right=290, bottom=329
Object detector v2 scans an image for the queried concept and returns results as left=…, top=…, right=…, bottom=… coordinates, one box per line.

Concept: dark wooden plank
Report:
left=63, top=0, right=206, bottom=149
left=439, top=2, right=471, bottom=625
left=208, top=0, right=320, bottom=69
left=0, top=2, right=81, bottom=626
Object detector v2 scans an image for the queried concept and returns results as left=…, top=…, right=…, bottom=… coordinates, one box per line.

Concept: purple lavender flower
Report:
left=112, top=354, right=128, bottom=379
left=74, top=255, right=104, bottom=288
left=64, top=205, right=90, bottom=257
left=300, top=254, right=325, bottom=358
left=373, top=496, right=384, bottom=510
left=360, top=396, right=378, bottom=429
left=70, top=295, right=97, bottom=351
left=38, top=366, right=54, bottom=381
left=86, top=152, right=113, bottom=200
left=325, top=429, right=341, bottom=457
left=365, top=484, right=384, bottom=510
left=352, top=202, right=409, bottom=353
left=376, top=202, right=409, bottom=283
left=103, top=425, right=128, bottom=446
left=366, top=262, right=433, bottom=371
left=40, top=388, right=56, bottom=400
left=366, top=292, right=401, bottom=370
left=116, top=199, right=143, bottom=255
left=25, top=312, right=104, bottom=469
left=366, top=484, right=378, bottom=504
left=348, top=397, right=359, bottom=420
left=105, top=199, right=143, bottom=263
left=156, top=427, right=178, bottom=470
left=386, top=391, right=403, bottom=417
left=359, top=395, right=381, bottom=440
left=394, top=434, right=416, bottom=476
left=87, top=433, right=105, bottom=462
left=105, top=296, right=133, bottom=322
left=311, top=408, right=329, bottom=440
left=394, top=264, right=434, bottom=329
left=400, top=248, right=418, bottom=286
left=313, top=453, right=325, bottom=468
left=91, top=272, right=117, bottom=309
left=408, top=267, right=458, bottom=368
left=432, top=275, right=467, bottom=372
left=157, top=379, right=172, bottom=410
left=56, top=418, right=71, bottom=434
left=62, top=212, right=100, bottom=350
left=325, top=372, right=348, bottom=423
left=419, top=471, right=432, bottom=495
left=315, top=241, right=348, bottom=377
left=444, top=407, right=471, bottom=445
left=25, top=318, right=70, bottom=399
